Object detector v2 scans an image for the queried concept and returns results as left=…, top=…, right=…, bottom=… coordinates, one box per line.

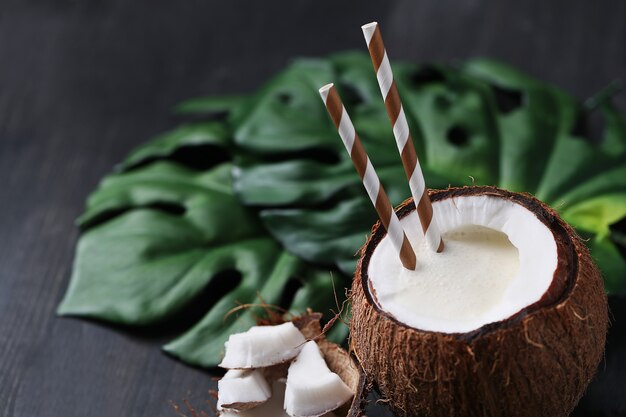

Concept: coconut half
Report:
left=351, top=186, right=608, bottom=417
left=284, top=341, right=354, bottom=417
left=217, top=369, right=271, bottom=411
left=219, top=322, right=306, bottom=369
left=369, top=191, right=558, bottom=333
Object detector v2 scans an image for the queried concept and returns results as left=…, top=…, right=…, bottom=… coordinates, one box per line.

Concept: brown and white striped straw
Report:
left=319, top=83, right=416, bottom=270
left=362, top=21, right=444, bottom=253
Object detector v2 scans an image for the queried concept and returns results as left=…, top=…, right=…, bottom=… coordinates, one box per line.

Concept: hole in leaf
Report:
left=610, top=217, right=626, bottom=234
left=434, top=95, right=452, bottom=110
left=409, top=65, right=445, bottom=88
left=261, top=147, right=340, bottom=165
left=276, top=92, right=292, bottom=105
left=491, top=84, right=524, bottom=114
left=571, top=108, right=606, bottom=144
left=337, top=81, right=365, bottom=107
left=168, top=144, right=231, bottom=170
left=278, top=277, right=304, bottom=309
left=447, top=125, right=470, bottom=147
left=587, top=111, right=606, bottom=143
left=79, top=207, right=129, bottom=230
left=128, top=144, right=231, bottom=172
left=148, top=202, right=186, bottom=216
left=610, top=217, right=626, bottom=258
left=570, top=111, right=587, bottom=138
left=200, top=268, right=244, bottom=313
left=588, top=111, right=607, bottom=144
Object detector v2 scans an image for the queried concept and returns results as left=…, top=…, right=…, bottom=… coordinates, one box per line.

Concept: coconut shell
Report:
left=292, top=312, right=370, bottom=417
left=350, top=186, right=608, bottom=417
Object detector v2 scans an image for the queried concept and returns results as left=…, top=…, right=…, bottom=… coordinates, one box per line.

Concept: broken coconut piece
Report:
left=284, top=341, right=353, bottom=417
left=215, top=314, right=367, bottom=417
left=218, top=378, right=340, bottom=417
left=220, top=380, right=289, bottom=417
left=219, top=322, right=306, bottom=369
left=351, top=186, right=608, bottom=417
left=217, top=369, right=271, bottom=412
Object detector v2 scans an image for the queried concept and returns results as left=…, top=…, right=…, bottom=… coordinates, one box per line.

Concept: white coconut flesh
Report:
left=220, top=380, right=290, bottom=417
left=219, top=322, right=306, bottom=369
left=284, top=341, right=353, bottom=417
left=218, top=375, right=340, bottom=417
left=217, top=369, right=271, bottom=411
left=368, top=195, right=558, bottom=333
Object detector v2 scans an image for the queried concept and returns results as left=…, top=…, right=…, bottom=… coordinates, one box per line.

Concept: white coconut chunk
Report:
left=220, top=380, right=290, bottom=417
left=217, top=369, right=271, bottom=411
left=219, top=322, right=306, bottom=369
left=284, top=341, right=353, bottom=417
left=369, top=195, right=558, bottom=333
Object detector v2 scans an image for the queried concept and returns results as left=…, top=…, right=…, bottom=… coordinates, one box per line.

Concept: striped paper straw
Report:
left=362, top=21, right=444, bottom=253
left=319, top=83, right=416, bottom=270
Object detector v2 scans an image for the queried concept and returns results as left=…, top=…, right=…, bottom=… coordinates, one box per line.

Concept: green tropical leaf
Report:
left=60, top=52, right=626, bottom=372
left=118, top=121, right=231, bottom=171
left=231, top=53, right=626, bottom=291
left=60, top=158, right=344, bottom=367
left=174, top=95, right=254, bottom=126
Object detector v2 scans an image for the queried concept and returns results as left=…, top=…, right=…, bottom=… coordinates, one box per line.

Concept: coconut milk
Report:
left=370, top=224, right=520, bottom=332
left=395, top=225, right=518, bottom=318
left=368, top=195, right=558, bottom=333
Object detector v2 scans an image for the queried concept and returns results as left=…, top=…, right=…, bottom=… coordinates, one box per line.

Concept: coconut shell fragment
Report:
left=217, top=312, right=369, bottom=417
left=285, top=341, right=354, bottom=417
left=292, top=313, right=369, bottom=417
left=350, top=186, right=608, bottom=417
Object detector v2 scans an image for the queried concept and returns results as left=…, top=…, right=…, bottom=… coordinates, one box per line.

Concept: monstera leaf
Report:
left=58, top=128, right=346, bottom=368
left=60, top=51, right=626, bottom=370
left=231, top=52, right=626, bottom=291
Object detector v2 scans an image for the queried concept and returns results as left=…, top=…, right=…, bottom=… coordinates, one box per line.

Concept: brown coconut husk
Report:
left=350, top=186, right=608, bottom=417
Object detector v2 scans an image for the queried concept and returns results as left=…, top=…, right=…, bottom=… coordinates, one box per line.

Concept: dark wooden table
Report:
left=1, top=1, right=625, bottom=416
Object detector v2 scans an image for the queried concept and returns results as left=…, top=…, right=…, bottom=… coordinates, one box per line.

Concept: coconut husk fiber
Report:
left=350, top=186, right=608, bottom=417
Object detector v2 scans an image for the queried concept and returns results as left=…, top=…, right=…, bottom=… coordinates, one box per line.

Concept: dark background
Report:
left=1, top=1, right=625, bottom=416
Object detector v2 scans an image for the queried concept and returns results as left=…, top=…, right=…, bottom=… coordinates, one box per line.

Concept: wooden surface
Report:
left=0, top=1, right=625, bottom=416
